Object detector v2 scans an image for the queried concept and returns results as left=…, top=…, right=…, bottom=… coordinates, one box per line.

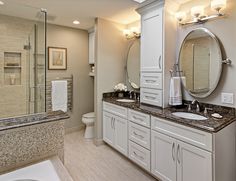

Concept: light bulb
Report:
left=130, top=27, right=138, bottom=34
left=73, top=20, right=80, bottom=25
left=211, top=0, right=227, bottom=13
left=191, top=6, right=204, bottom=18
left=123, top=29, right=130, bottom=35
left=175, top=12, right=186, bottom=22
left=123, top=29, right=131, bottom=37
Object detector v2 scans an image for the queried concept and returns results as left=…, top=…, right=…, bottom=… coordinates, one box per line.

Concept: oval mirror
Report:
left=126, top=39, right=140, bottom=90
left=178, top=28, right=222, bottom=98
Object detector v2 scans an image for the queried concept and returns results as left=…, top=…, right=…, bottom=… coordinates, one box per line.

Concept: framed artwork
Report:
left=48, top=47, right=67, bottom=70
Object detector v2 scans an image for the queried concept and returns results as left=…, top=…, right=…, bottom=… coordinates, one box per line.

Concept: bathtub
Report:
left=0, top=160, right=61, bottom=181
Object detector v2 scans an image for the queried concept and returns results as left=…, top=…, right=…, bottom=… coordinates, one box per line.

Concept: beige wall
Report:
left=177, top=0, right=236, bottom=107
left=94, top=18, right=127, bottom=142
left=47, top=24, right=94, bottom=130
left=127, top=20, right=141, bottom=29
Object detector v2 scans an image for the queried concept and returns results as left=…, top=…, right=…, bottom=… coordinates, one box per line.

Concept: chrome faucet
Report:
left=191, top=99, right=200, bottom=112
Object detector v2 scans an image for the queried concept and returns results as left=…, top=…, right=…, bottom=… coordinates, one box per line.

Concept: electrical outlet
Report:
left=221, top=93, right=234, bottom=104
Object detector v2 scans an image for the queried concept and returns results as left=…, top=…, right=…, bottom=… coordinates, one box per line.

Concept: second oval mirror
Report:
left=126, top=39, right=140, bottom=89
left=178, top=28, right=222, bottom=98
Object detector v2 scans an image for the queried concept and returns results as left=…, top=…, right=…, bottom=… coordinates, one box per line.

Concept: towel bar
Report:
left=46, top=75, right=73, bottom=111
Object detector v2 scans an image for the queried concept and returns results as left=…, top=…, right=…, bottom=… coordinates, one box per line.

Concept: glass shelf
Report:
left=4, top=66, right=22, bottom=69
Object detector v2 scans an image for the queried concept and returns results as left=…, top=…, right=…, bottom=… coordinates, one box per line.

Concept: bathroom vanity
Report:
left=102, top=1, right=235, bottom=181
left=102, top=97, right=236, bottom=181
left=0, top=111, right=69, bottom=174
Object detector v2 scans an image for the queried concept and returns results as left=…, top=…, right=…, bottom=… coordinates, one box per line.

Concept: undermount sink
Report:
left=116, top=99, right=135, bottom=103
left=172, top=112, right=207, bottom=121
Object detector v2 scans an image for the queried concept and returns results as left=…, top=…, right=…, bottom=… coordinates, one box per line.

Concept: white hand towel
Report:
left=52, top=80, right=68, bottom=112
left=169, top=77, right=182, bottom=106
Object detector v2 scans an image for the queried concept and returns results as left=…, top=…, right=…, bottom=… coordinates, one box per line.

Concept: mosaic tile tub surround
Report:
left=0, top=111, right=69, bottom=174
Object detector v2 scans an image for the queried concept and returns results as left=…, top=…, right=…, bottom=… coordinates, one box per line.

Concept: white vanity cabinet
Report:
left=103, top=102, right=236, bottom=181
left=151, top=116, right=236, bottom=181
left=103, top=102, right=128, bottom=156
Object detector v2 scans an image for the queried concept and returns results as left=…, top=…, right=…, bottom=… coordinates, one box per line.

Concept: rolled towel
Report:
left=169, top=77, right=182, bottom=106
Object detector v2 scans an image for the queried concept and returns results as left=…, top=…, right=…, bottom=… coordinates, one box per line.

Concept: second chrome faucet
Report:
left=190, top=99, right=201, bottom=112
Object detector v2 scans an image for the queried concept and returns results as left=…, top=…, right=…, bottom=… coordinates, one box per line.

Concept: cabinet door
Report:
left=141, top=8, right=163, bottom=72
left=103, top=111, right=115, bottom=146
left=89, top=31, right=95, bottom=64
left=151, top=131, right=177, bottom=181
left=177, top=140, right=212, bottom=181
left=114, top=115, right=128, bottom=156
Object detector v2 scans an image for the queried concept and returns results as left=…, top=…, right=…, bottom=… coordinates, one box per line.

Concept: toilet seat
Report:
left=83, top=112, right=95, bottom=119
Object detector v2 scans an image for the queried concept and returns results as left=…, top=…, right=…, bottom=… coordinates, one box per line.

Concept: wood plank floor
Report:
left=64, top=131, right=157, bottom=181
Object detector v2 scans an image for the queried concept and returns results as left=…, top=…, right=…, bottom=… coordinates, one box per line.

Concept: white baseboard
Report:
left=65, top=125, right=85, bottom=134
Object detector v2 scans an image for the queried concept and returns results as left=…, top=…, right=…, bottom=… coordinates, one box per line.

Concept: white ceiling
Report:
left=0, top=0, right=142, bottom=30
left=0, top=0, right=193, bottom=30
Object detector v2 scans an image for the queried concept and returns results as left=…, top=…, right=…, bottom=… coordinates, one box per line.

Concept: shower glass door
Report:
left=0, top=2, right=47, bottom=119
left=28, top=10, right=47, bottom=114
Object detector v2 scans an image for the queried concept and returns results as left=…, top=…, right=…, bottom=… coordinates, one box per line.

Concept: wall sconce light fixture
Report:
left=123, top=27, right=141, bottom=39
left=176, top=0, right=227, bottom=26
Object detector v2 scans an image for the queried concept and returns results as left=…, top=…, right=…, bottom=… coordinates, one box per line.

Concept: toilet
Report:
left=82, top=112, right=95, bottom=139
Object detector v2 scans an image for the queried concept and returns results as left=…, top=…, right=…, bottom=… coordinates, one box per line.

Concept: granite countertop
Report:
left=0, top=111, right=69, bottom=131
left=103, top=97, right=236, bottom=133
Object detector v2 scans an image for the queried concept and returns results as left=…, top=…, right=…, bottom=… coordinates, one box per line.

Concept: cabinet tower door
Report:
left=141, top=7, right=163, bottom=72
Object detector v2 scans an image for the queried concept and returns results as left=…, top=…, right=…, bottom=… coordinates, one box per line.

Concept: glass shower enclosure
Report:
left=0, top=3, right=47, bottom=118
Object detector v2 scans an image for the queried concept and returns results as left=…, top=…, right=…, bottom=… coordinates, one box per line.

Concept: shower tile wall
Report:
left=0, top=14, right=44, bottom=118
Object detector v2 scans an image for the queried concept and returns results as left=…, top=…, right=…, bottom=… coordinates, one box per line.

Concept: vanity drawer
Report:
left=129, top=122, right=151, bottom=150
left=141, top=72, right=162, bottom=89
left=103, top=102, right=128, bottom=119
left=140, top=88, right=162, bottom=107
left=151, top=116, right=213, bottom=151
left=129, top=141, right=150, bottom=172
left=128, top=109, right=150, bottom=128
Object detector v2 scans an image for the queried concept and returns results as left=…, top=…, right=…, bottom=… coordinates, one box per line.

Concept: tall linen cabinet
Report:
left=137, top=0, right=177, bottom=108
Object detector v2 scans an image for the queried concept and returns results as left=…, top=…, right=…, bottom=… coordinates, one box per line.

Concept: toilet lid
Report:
left=83, top=112, right=95, bottom=118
